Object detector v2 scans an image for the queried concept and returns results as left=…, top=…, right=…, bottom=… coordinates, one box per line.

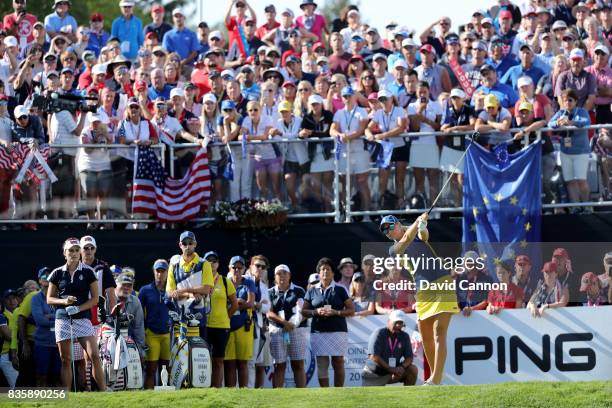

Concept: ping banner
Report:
left=264, top=306, right=612, bottom=386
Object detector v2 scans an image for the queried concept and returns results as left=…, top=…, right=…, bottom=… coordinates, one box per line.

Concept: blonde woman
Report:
left=260, top=82, right=279, bottom=124
left=536, top=54, right=568, bottom=106
left=294, top=80, right=314, bottom=118
left=326, top=73, right=348, bottom=113
left=240, top=101, right=278, bottom=200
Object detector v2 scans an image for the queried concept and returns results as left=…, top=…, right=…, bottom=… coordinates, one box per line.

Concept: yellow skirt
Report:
left=415, top=275, right=459, bottom=321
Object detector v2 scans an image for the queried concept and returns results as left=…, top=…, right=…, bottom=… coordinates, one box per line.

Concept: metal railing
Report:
left=0, top=124, right=611, bottom=226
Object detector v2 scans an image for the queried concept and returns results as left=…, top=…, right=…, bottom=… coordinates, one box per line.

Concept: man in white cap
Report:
left=162, top=8, right=199, bottom=70
left=362, top=310, right=418, bottom=386
left=110, top=0, right=144, bottom=60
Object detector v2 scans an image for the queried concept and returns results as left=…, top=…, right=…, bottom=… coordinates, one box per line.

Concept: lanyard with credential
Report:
left=381, top=107, right=395, bottom=132
left=388, top=335, right=399, bottom=354
left=345, top=107, right=357, bottom=133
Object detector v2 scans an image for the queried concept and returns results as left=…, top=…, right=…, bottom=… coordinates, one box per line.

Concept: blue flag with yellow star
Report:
left=463, top=141, right=542, bottom=266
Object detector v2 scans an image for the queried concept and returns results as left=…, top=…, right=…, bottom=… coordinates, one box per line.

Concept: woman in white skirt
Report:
left=46, top=238, right=107, bottom=391
left=407, top=81, right=443, bottom=204
left=439, top=88, right=476, bottom=206
left=302, top=258, right=355, bottom=387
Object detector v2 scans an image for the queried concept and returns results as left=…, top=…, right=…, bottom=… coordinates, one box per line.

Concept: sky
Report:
left=188, top=0, right=494, bottom=36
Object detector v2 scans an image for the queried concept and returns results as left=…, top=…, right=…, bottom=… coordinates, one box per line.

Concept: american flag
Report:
left=0, top=144, right=51, bottom=184
left=132, top=146, right=212, bottom=223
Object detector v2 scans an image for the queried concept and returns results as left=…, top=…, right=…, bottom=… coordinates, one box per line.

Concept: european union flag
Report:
left=463, top=141, right=542, bottom=270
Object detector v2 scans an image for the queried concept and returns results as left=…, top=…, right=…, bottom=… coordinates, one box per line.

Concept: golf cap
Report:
left=14, top=105, right=29, bottom=118
left=594, top=44, right=609, bottom=55
left=517, top=76, right=533, bottom=87
left=153, top=259, right=169, bottom=270
left=179, top=231, right=196, bottom=242
left=308, top=273, right=320, bottom=284
left=373, top=53, right=387, bottom=62
left=203, top=93, right=217, bottom=104
left=63, top=237, right=81, bottom=250
left=393, top=59, right=408, bottom=70
left=230, top=255, right=246, bottom=266
left=221, top=100, right=236, bottom=110
left=352, top=271, right=365, bottom=282
left=401, top=38, right=417, bottom=48
left=518, top=101, right=534, bottom=112
left=552, top=20, right=568, bottom=30
left=481, top=17, right=494, bottom=26
left=308, top=94, right=324, bottom=105
left=338, top=257, right=355, bottom=269
left=274, top=264, right=291, bottom=274
left=479, top=63, right=495, bottom=74
left=38, top=267, right=51, bottom=281
left=204, top=251, right=219, bottom=260
left=116, top=273, right=135, bottom=285
left=362, top=254, right=376, bottom=263
left=377, top=89, right=392, bottom=99
left=92, top=64, right=107, bottom=75
left=208, top=31, right=223, bottom=41
left=170, top=87, right=185, bottom=99
left=80, top=235, right=97, bottom=248
left=278, top=100, right=292, bottom=112
left=341, top=86, right=355, bottom=97
left=484, top=94, right=499, bottom=109
left=172, top=8, right=184, bottom=16
left=388, top=310, right=406, bottom=324
left=450, top=88, right=466, bottom=99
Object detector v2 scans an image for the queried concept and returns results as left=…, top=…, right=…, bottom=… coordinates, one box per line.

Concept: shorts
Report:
left=253, top=326, right=273, bottom=366
left=415, top=275, right=459, bottom=321
left=338, top=150, right=371, bottom=175
left=560, top=152, right=589, bottom=181
left=283, top=161, right=310, bottom=176
left=50, top=155, right=76, bottom=196
left=390, top=144, right=410, bottom=162
left=79, top=170, right=112, bottom=197
left=145, top=329, right=171, bottom=361
left=225, top=325, right=254, bottom=361
left=409, top=143, right=440, bottom=169
left=55, top=318, right=95, bottom=342
left=269, top=326, right=308, bottom=364
left=34, top=345, right=61, bottom=376
left=206, top=327, right=230, bottom=359
left=253, top=157, right=282, bottom=173
left=439, top=146, right=465, bottom=174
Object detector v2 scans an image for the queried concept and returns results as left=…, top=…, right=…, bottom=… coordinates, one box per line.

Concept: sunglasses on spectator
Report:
left=236, top=3, right=246, bottom=7
left=248, top=108, right=259, bottom=112
left=130, top=106, right=140, bottom=111
left=44, top=56, right=57, bottom=62
left=223, top=108, right=234, bottom=112
left=207, top=258, right=219, bottom=263
left=231, top=265, right=244, bottom=270
left=83, top=246, right=95, bottom=251
left=378, top=96, right=388, bottom=102
left=181, top=240, right=195, bottom=246
left=380, top=223, right=396, bottom=234
left=298, top=88, right=310, bottom=92
left=254, top=263, right=267, bottom=269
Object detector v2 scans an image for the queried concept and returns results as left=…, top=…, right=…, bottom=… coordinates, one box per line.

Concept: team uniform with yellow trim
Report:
left=389, top=238, right=459, bottom=320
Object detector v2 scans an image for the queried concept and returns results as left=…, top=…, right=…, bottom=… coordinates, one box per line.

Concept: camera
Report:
left=32, top=92, right=99, bottom=114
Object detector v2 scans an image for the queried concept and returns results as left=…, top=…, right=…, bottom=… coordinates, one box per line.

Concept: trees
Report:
left=320, top=0, right=361, bottom=30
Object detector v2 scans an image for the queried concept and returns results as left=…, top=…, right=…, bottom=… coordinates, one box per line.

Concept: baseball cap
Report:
left=552, top=247, right=569, bottom=258
left=552, top=20, right=568, bottom=30
left=499, top=9, right=513, bottom=19
left=274, top=264, right=291, bottom=274
left=517, top=76, right=533, bottom=88
left=479, top=63, right=495, bottom=74
left=45, top=70, right=59, bottom=79
left=63, top=237, right=81, bottom=250
left=208, top=31, right=223, bottom=41
left=92, top=64, right=107, bottom=75
left=446, top=35, right=460, bottom=45
left=38, top=267, right=51, bottom=281
left=170, top=87, right=185, bottom=99
left=221, top=100, right=236, bottom=110
left=203, top=93, right=217, bottom=104
left=281, top=8, right=295, bottom=18
left=393, top=59, right=408, bottom=70
left=153, top=259, right=169, bottom=270
left=542, top=261, right=558, bottom=274
left=61, top=67, right=74, bottom=75
left=347, top=9, right=359, bottom=18
left=204, top=251, right=219, bottom=261
left=172, top=8, right=184, bottom=16
left=372, top=53, right=387, bottom=62
left=308, top=273, right=320, bottom=284
left=420, top=44, right=434, bottom=54
left=3, top=289, right=17, bottom=299
left=230, top=255, right=246, bottom=266
left=401, top=38, right=417, bottom=48
left=208, top=70, right=220, bottom=80
left=579, top=272, right=598, bottom=292
left=520, top=43, right=533, bottom=52
left=341, top=86, right=355, bottom=97
left=338, top=257, right=355, bottom=269
left=362, top=254, right=376, bottom=263
left=473, top=41, right=488, bottom=52
left=264, top=4, right=276, bottom=12
left=285, top=55, right=301, bottom=65
left=450, top=88, right=466, bottom=99
left=3, top=36, right=17, bottom=48
left=316, top=56, right=328, bottom=64
left=14, top=105, right=29, bottom=118
left=352, top=271, right=365, bottom=282
left=266, top=46, right=281, bottom=57
left=484, top=94, right=499, bottom=109
left=151, top=4, right=164, bottom=13
left=388, top=310, right=406, bottom=324
left=119, top=0, right=135, bottom=6
left=179, top=231, right=196, bottom=242
left=351, top=33, right=365, bottom=43
left=366, top=27, right=378, bottom=35
left=378, top=89, right=392, bottom=99
left=80, top=235, right=97, bottom=248
left=593, top=44, right=609, bottom=55
left=278, top=100, right=292, bottom=112
left=518, top=101, right=534, bottom=112
left=90, top=13, right=104, bottom=22
left=308, top=94, right=324, bottom=105
left=221, top=69, right=235, bottom=80
left=515, top=255, right=531, bottom=265
left=116, top=273, right=135, bottom=285
left=134, top=80, right=147, bottom=92
left=282, top=80, right=296, bottom=88
left=379, top=215, right=399, bottom=233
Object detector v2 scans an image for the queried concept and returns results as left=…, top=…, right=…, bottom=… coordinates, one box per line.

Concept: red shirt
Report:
left=3, top=13, right=37, bottom=46
left=226, top=15, right=255, bottom=58
left=487, top=282, right=524, bottom=309
left=514, top=94, right=550, bottom=119
left=78, top=69, right=93, bottom=90
left=255, top=21, right=280, bottom=40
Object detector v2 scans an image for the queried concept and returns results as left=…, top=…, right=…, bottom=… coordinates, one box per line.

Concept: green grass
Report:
left=4, top=381, right=612, bottom=408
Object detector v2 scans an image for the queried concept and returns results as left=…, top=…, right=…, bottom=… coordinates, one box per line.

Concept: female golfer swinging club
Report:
left=380, top=213, right=459, bottom=385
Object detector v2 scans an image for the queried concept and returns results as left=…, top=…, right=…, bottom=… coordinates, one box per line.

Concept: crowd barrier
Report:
left=265, top=306, right=612, bottom=387
left=1, top=125, right=611, bottom=225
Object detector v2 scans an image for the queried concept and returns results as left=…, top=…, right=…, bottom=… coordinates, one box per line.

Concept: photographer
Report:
left=12, top=48, right=41, bottom=105
left=48, top=78, right=87, bottom=220
left=79, top=114, right=112, bottom=229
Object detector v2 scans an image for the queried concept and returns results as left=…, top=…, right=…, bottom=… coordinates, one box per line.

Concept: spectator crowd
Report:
left=0, top=231, right=610, bottom=389
left=0, top=0, right=610, bottom=228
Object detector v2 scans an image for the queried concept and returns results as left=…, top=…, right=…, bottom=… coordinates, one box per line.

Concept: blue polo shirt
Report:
left=162, top=28, right=199, bottom=62
left=148, top=84, right=173, bottom=100
left=31, top=291, right=56, bottom=347
left=386, top=81, right=406, bottom=98
left=268, top=284, right=308, bottom=329
left=111, top=15, right=144, bottom=60
left=138, top=283, right=170, bottom=335
left=500, top=64, right=546, bottom=91
left=304, top=282, right=349, bottom=333
left=241, top=83, right=261, bottom=101
left=87, top=31, right=110, bottom=58
left=486, top=55, right=519, bottom=79
left=471, top=82, right=518, bottom=109
left=44, top=12, right=77, bottom=42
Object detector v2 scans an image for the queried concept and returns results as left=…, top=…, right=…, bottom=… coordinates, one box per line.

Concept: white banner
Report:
left=264, top=306, right=612, bottom=386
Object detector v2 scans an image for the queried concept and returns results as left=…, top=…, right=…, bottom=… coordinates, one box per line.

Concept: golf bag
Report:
left=167, top=301, right=211, bottom=389
left=98, top=306, right=143, bottom=390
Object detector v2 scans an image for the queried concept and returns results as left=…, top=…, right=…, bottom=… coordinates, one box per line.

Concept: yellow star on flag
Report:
left=483, top=196, right=489, bottom=205
left=524, top=222, right=532, bottom=232
left=494, top=193, right=503, bottom=202
left=472, top=207, right=479, bottom=217
left=522, top=208, right=528, bottom=216
left=510, top=196, right=518, bottom=206
left=493, top=257, right=502, bottom=265
left=520, top=240, right=528, bottom=249
left=480, top=252, right=488, bottom=259
left=470, top=224, right=477, bottom=232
